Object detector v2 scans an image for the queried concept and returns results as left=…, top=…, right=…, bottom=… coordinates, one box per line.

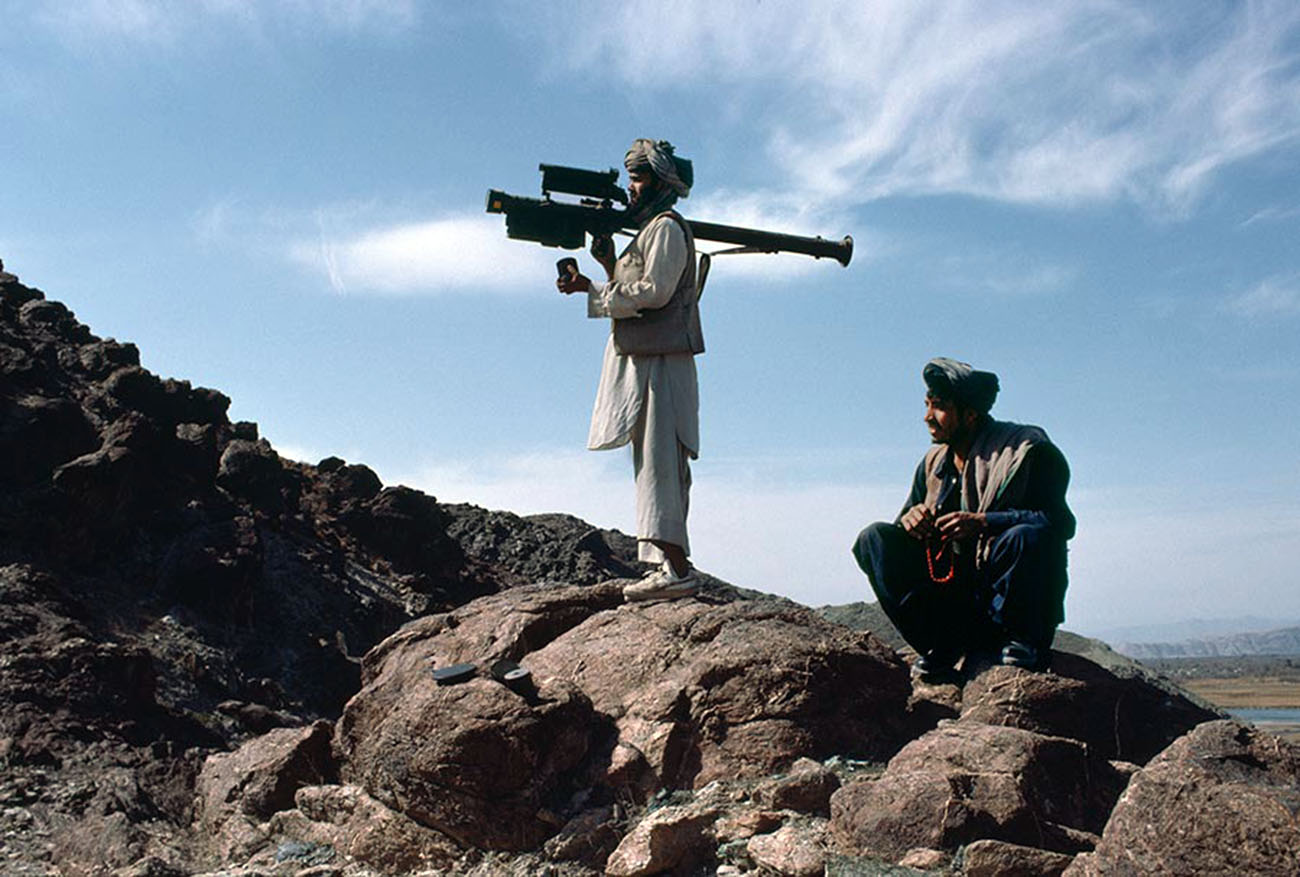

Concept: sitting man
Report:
left=853, top=357, right=1075, bottom=680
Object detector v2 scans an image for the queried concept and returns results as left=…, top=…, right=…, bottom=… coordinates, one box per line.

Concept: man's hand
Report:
left=900, top=504, right=937, bottom=540
left=557, top=270, right=592, bottom=294
left=935, top=511, right=987, bottom=540
left=591, top=234, right=616, bottom=279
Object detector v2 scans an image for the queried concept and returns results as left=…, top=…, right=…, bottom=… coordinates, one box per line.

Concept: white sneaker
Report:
left=623, top=562, right=699, bottom=602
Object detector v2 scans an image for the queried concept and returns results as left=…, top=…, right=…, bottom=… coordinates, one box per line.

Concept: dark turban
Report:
left=923, top=357, right=1000, bottom=413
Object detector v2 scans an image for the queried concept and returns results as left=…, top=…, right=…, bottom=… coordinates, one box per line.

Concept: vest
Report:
left=611, top=211, right=705, bottom=356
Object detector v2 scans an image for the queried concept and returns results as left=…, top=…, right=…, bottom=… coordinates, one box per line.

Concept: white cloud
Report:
left=1224, top=274, right=1300, bottom=318
left=290, top=213, right=559, bottom=295
left=525, top=0, right=1300, bottom=213
left=281, top=191, right=869, bottom=294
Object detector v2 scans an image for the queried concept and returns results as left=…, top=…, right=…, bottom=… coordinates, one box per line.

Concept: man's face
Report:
left=924, top=394, right=978, bottom=445
left=627, top=168, right=659, bottom=209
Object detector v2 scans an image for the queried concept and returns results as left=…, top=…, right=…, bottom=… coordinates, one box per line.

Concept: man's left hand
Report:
left=935, top=511, right=987, bottom=540
left=557, top=271, right=592, bottom=294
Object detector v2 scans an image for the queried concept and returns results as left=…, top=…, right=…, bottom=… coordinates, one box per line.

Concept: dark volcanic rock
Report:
left=0, top=393, right=99, bottom=486
left=344, top=484, right=459, bottom=577
left=1065, top=720, right=1300, bottom=876
left=217, top=438, right=287, bottom=511
left=445, top=506, right=644, bottom=587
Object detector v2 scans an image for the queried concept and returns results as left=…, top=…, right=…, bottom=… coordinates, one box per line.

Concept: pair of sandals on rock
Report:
left=431, top=659, right=533, bottom=691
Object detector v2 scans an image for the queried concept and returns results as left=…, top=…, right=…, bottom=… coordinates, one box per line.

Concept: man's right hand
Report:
left=591, top=234, right=616, bottom=279
left=900, top=504, right=937, bottom=540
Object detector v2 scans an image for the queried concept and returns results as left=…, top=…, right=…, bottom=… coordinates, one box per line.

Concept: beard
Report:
left=627, top=182, right=676, bottom=225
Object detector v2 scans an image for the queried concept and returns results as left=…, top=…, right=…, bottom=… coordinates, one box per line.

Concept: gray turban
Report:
left=625, top=139, right=692, bottom=198
left=923, top=357, right=1000, bottom=413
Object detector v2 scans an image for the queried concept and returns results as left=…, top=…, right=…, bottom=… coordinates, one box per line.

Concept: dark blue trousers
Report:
left=852, top=521, right=1066, bottom=658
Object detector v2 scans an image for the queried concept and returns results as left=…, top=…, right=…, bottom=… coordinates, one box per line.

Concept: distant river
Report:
left=1230, top=708, right=1300, bottom=725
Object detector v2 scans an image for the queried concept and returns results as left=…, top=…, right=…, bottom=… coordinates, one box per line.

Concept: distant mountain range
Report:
left=1112, top=626, right=1300, bottom=659
left=817, top=602, right=1300, bottom=661
left=1091, top=616, right=1300, bottom=645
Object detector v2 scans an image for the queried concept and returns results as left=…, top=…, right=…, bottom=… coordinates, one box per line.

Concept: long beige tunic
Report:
left=585, top=214, right=700, bottom=560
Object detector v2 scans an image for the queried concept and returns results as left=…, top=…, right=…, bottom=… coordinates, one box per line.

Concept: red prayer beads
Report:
left=926, top=540, right=955, bottom=583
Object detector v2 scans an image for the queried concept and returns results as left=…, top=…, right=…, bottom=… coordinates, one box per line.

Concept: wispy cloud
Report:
left=1239, top=205, right=1300, bottom=227
left=1223, top=274, right=1300, bottom=318
left=525, top=1, right=1300, bottom=214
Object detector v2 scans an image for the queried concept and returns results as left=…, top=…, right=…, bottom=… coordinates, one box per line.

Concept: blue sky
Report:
left=4, top=1, right=1298, bottom=637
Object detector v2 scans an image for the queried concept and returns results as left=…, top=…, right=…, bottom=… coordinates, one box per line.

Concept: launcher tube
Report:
left=486, top=190, right=853, bottom=267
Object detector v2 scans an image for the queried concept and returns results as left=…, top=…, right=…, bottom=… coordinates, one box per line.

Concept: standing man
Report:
left=557, top=139, right=703, bottom=602
left=853, top=358, right=1075, bottom=681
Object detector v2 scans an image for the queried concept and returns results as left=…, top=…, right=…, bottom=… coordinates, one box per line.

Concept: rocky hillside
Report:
left=2, top=272, right=1298, bottom=876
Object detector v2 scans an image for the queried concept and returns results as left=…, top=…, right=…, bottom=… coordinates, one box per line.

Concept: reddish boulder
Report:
left=830, top=722, right=1126, bottom=860
left=335, top=659, right=599, bottom=851
left=746, top=820, right=828, bottom=876
left=525, top=595, right=911, bottom=791
left=196, top=721, right=336, bottom=825
left=269, top=784, right=463, bottom=875
left=752, top=757, right=840, bottom=815
left=335, top=584, right=910, bottom=855
left=604, top=798, right=722, bottom=877
left=959, top=654, right=1220, bottom=763
left=353, top=581, right=625, bottom=688
left=1065, top=720, right=1300, bottom=876
left=962, top=838, right=1074, bottom=876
